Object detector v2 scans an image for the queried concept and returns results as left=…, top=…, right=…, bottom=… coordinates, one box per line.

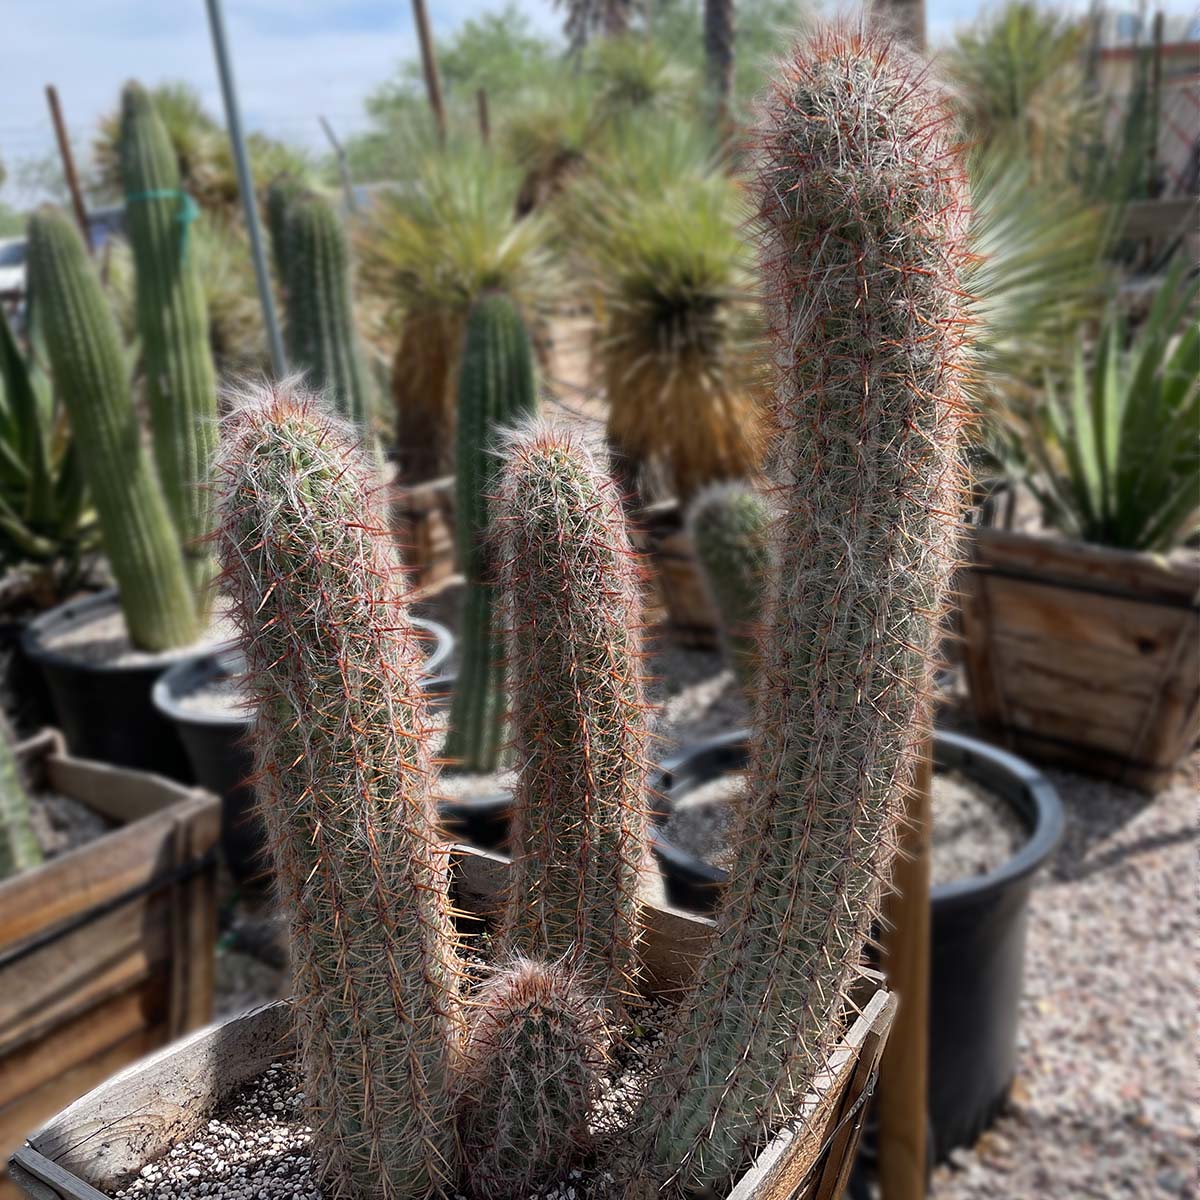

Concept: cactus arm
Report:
left=119, top=83, right=218, bottom=612
left=0, top=716, right=40, bottom=880
left=27, top=209, right=199, bottom=652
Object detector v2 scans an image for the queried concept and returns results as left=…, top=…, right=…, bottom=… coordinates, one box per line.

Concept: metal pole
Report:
left=319, top=115, right=357, bottom=214
left=44, top=86, right=92, bottom=252
left=203, top=0, right=287, bottom=379
left=411, top=0, right=447, bottom=146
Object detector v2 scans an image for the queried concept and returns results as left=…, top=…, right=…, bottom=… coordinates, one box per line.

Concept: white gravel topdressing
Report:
left=40, top=601, right=237, bottom=668
left=174, top=675, right=252, bottom=719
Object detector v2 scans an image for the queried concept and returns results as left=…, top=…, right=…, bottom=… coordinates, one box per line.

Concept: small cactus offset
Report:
left=119, top=81, right=219, bottom=610
left=686, top=482, right=773, bottom=688
left=494, top=420, right=647, bottom=1008
left=215, top=383, right=463, bottom=1199
left=0, top=714, right=40, bottom=880
left=282, top=191, right=376, bottom=429
left=624, top=26, right=973, bottom=1189
left=456, top=958, right=608, bottom=1200
left=26, top=208, right=199, bottom=652
left=444, top=293, right=538, bottom=772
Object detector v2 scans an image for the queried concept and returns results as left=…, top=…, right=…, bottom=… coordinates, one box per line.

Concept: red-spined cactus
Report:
left=623, top=25, right=973, bottom=1190
left=494, top=420, right=648, bottom=1011
left=456, top=958, right=608, bottom=1200
left=214, top=382, right=464, bottom=1199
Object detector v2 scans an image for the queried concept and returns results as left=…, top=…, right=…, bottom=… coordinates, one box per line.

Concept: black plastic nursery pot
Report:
left=649, top=727, right=1064, bottom=1162
left=152, top=617, right=454, bottom=885
left=21, top=589, right=213, bottom=781
left=0, top=616, right=56, bottom=735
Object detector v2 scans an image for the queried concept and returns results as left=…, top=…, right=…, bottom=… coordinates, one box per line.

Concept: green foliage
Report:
left=0, top=697, right=41, bottom=880
left=1004, top=257, right=1199, bottom=553
left=26, top=208, right=198, bottom=652
left=0, top=310, right=95, bottom=593
left=444, top=294, right=538, bottom=772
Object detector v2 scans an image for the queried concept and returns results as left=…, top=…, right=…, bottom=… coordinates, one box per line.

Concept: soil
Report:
left=29, top=789, right=114, bottom=859
left=40, top=601, right=238, bottom=668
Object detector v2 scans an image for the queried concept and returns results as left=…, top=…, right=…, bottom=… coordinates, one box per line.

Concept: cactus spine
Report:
left=687, top=482, right=773, bottom=688
left=282, top=192, right=376, bottom=429
left=27, top=208, right=199, bottom=652
left=495, top=421, right=647, bottom=1007
left=456, top=959, right=607, bottom=1200
left=215, top=384, right=463, bottom=1199
left=623, top=27, right=972, bottom=1189
left=444, top=293, right=538, bottom=772
left=0, top=714, right=40, bottom=880
left=119, top=82, right=218, bottom=610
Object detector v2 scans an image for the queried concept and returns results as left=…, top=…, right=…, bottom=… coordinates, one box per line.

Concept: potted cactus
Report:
left=21, top=85, right=228, bottom=778
left=9, top=26, right=972, bottom=1200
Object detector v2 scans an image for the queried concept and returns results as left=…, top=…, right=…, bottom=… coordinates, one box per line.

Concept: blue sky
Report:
left=3, top=0, right=1194, bottom=203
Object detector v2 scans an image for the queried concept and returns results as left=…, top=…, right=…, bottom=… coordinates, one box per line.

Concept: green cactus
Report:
left=265, top=173, right=304, bottom=285
left=281, top=192, right=376, bottom=430
left=686, top=482, right=773, bottom=688
left=494, top=420, right=647, bottom=1008
left=456, top=958, right=607, bottom=1200
left=26, top=208, right=199, bottom=652
left=444, top=293, right=538, bottom=773
left=215, top=383, right=464, bottom=1199
left=0, top=713, right=40, bottom=880
left=621, top=27, right=973, bottom=1189
left=119, top=81, right=218, bottom=611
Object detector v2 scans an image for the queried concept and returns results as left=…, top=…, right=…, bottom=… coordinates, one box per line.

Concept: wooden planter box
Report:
left=0, top=731, right=220, bottom=1200
left=10, top=846, right=894, bottom=1200
left=390, top=473, right=456, bottom=588
left=961, top=527, right=1200, bottom=792
left=634, top=500, right=720, bottom=649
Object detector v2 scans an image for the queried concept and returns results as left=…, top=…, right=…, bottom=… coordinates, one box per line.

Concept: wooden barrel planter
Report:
left=389, top=473, right=456, bottom=588
left=960, top=526, right=1200, bottom=793
left=9, top=846, right=894, bottom=1200
left=633, top=500, right=720, bottom=648
left=0, top=731, right=220, bottom=1200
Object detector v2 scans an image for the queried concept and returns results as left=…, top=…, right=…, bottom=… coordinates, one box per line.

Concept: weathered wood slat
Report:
left=633, top=500, right=720, bottom=648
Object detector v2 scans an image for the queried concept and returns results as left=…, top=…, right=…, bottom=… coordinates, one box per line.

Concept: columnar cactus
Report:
left=26, top=208, right=200, bottom=652
left=265, top=173, right=304, bottom=284
left=282, top=191, right=376, bottom=429
left=0, top=713, right=40, bottom=880
left=622, top=27, right=972, bottom=1189
left=494, top=421, right=647, bottom=1008
left=686, top=482, right=773, bottom=688
left=215, top=384, right=464, bottom=1199
left=119, top=81, right=218, bottom=609
left=444, top=293, right=538, bottom=772
left=456, top=958, right=608, bottom=1200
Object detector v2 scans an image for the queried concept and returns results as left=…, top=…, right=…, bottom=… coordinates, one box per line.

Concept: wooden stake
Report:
left=44, top=86, right=91, bottom=252
left=476, top=88, right=491, bottom=147
left=411, top=0, right=447, bottom=147
left=319, top=115, right=357, bottom=214
left=877, top=734, right=932, bottom=1200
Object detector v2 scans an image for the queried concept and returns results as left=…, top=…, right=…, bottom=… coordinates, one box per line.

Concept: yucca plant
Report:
left=504, top=81, right=601, bottom=217
left=0, top=311, right=95, bottom=600
left=1002, top=257, right=1199, bottom=553
left=586, top=35, right=694, bottom=119
left=357, top=139, right=556, bottom=482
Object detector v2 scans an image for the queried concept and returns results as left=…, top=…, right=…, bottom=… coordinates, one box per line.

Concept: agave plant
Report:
left=1004, top=257, right=1199, bottom=553
left=0, top=311, right=95, bottom=601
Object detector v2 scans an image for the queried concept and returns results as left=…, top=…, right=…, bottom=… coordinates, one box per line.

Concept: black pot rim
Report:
left=650, top=727, right=1065, bottom=911
left=151, top=617, right=456, bottom=731
left=22, top=588, right=233, bottom=677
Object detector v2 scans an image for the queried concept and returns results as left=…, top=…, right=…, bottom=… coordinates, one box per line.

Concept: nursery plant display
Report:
left=443, top=293, right=539, bottom=773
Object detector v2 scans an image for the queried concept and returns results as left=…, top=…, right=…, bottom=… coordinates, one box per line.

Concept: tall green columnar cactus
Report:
left=444, top=293, right=538, bottom=772
left=0, top=713, right=40, bottom=880
left=687, top=482, right=773, bottom=689
left=494, top=420, right=647, bottom=1007
left=622, top=27, right=973, bottom=1190
left=456, top=959, right=608, bottom=1200
left=26, top=209, right=199, bottom=652
left=120, top=82, right=218, bottom=610
left=282, top=192, right=376, bottom=429
left=215, top=383, right=464, bottom=1199
left=265, top=173, right=304, bottom=284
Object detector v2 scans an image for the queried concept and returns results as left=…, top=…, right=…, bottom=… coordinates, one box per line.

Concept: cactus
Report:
left=0, top=713, right=40, bottom=880
left=686, top=482, right=773, bottom=688
left=456, top=958, right=608, bottom=1200
left=621, top=26, right=973, bottom=1189
left=281, top=192, right=376, bottom=429
left=119, top=81, right=219, bottom=610
left=215, top=383, right=464, bottom=1199
left=494, top=420, right=647, bottom=1008
left=443, top=293, right=538, bottom=773
left=26, top=208, right=199, bottom=652
left=265, top=173, right=304, bottom=284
